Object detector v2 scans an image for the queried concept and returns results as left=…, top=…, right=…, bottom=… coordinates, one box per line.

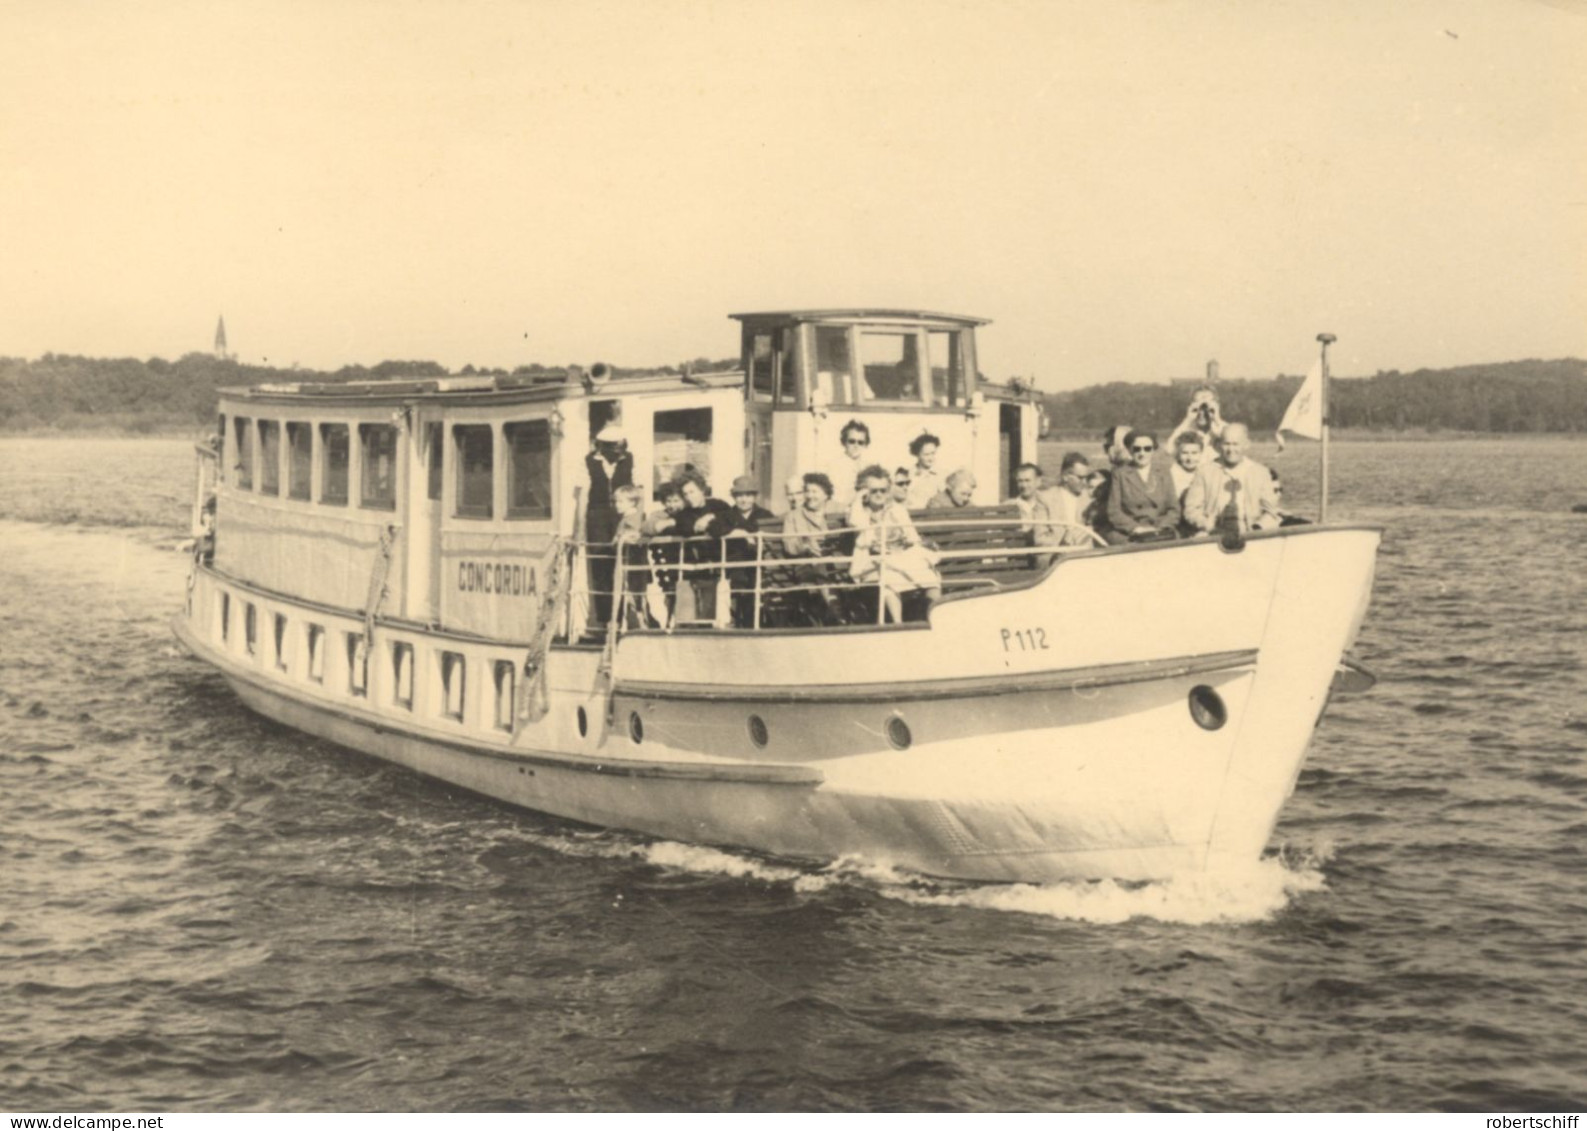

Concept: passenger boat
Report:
left=173, top=309, right=1380, bottom=883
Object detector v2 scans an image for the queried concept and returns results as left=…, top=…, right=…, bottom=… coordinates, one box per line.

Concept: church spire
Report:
left=214, top=315, right=229, bottom=359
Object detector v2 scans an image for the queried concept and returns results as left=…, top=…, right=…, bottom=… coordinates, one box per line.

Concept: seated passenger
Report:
left=851, top=466, right=942, bottom=623
left=1182, top=423, right=1281, bottom=535
left=673, top=471, right=736, bottom=624
left=1170, top=433, right=1203, bottom=536
left=905, top=433, right=944, bottom=509
left=927, top=468, right=976, bottom=510
left=824, top=419, right=872, bottom=512
left=892, top=467, right=913, bottom=505
left=1012, top=462, right=1051, bottom=533
left=1045, top=452, right=1096, bottom=548
left=783, top=472, right=806, bottom=515
left=1088, top=425, right=1132, bottom=542
left=724, top=475, right=775, bottom=628
left=1104, top=429, right=1180, bottom=543
left=783, top=472, right=843, bottom=625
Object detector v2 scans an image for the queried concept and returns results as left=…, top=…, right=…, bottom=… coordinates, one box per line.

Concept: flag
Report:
left=1276, top=360, right=1323, bottom=451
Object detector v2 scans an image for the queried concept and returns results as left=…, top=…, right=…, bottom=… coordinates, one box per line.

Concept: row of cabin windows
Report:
left=219, top=592, right=516, bottom=730
left=223, top=416, right=397, bottom=510
left=748, top=326, right=967, bottom=409
left=219, top=414, right=552, bottom=523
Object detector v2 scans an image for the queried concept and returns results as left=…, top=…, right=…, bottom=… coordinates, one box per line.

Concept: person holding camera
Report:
left=1167, top=388, right=1225, bottom=465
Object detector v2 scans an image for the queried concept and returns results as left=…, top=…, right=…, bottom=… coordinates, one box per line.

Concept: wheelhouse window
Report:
left=749, top=332, right=774, bottom=403
left=320, top=424, right=350, bottom=505
left=219, top=592, right=230, bottom=642
left=233, top=417, right=254, bottom=489
left=244, top=603, right=258, bottom=656
left=359, top=423, right=398, bottom=510
left=812, top=326, right=855, bottom=405
left=346, top=633, right=368, bottom=698
left=425, top=422, right=442, bottom=501
left=505, top=419, right=553, bottom=520
left=216, top=414, right=227, bottom=484
left=454, top=425, right=494, bottom=519
left=392, top=641, right=414, bottom=709
left=929, top=330, right=964, bottom=407
left=440, top=651, right=465, bottom=722
left=287, top=422, right=313, bottom=500
left=307, top=624, right=326, bottom=684
left=493, top=660, right=516, bottom=732
left=258, top=421, right=281, bottom=496
left=273, top=612, right=289, bottom=672
left=857, top=331, right=923, bottom=404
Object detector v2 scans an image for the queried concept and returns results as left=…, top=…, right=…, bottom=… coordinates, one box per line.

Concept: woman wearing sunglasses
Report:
left=1103, top=429, right=1181, bottom=544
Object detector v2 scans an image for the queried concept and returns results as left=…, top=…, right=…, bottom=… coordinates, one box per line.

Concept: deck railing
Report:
left=565, top=513, right=1098, bottom=635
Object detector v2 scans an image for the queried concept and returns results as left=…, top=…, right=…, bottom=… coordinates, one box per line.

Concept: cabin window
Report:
left=307, top=624, right=325, bottom=684
left=776, top=327, right=800, bottom=405
left=346, top=633, right=368, bottom=697
left=287, top=422, right=313, bottom=500
left=233, top=416, right=254, bottom=489
left=858, top=331, right=923, bottom=404
left=219, top=592, right=230, bottom=642
left=244, top=603, right=258, bottom=656
left=258, top=421, right=281, bottom=496
left=653, top=408, right=712, bottom=489
left=929, top=330, right=964, bottom=407
left=813, top=326, right=855, bottom=405
left=273, top=612, right=289, bottom=672
left=505, top=419, right=553, bottom=520
left=359, top=424, right=398, bottom=511
left=454, top=425, right=494, bottom=519
left=440, top=651, right=466, bottom=722
left=392, top=641, right=414, bottom=709
left=425, top=422, right=442, bottom=501
left=320, top=424, right=350, bottom=505
left=216, top=414, right=227, bottom=484
left=749, top=333, right=775, bottom=402
left=493, top=660, right=516, bottom=732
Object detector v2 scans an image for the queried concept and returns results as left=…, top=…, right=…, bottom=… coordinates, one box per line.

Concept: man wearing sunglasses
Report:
left=1103, top=429, right=1180, bottom=544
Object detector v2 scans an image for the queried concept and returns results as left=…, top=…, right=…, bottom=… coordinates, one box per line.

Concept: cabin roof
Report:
left=729, top=308, right=990, bottom=327
left=219, top=369, right=746, bottom=406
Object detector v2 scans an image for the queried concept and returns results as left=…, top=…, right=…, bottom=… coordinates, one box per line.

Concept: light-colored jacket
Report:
left=1183, top=457, right=1281, bottom=533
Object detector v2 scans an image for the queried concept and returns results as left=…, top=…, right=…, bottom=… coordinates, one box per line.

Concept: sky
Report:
left=1, top=0, right=1583, bottom=388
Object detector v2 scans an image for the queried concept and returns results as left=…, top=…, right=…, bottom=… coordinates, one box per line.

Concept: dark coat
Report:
left=584, top=450, right=634, bottom=543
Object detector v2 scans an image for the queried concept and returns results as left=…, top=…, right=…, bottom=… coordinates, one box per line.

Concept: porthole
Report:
left=629, top=711, right=644, bottom=744
left=576, top=706, right=588, bottom=738
left=1189, top=685, right=1227, bottom=731
left=886, top=715, right=912, bottom=751
left=747, top=714, right=769, bottom=748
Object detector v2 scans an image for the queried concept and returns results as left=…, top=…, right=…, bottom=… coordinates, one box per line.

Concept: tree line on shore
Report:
left=1, top=350, right=1583, bottom=434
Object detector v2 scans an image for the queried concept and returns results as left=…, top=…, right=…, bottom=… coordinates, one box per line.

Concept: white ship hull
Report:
left=175, top=524, right=1379, bottom=883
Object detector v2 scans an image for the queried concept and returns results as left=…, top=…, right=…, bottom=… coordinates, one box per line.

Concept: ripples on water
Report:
left=1, top=437, right=1584, bottom=1111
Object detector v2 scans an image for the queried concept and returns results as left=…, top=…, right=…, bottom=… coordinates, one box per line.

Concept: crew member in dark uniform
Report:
left=585, top=424, right=633, bottom=629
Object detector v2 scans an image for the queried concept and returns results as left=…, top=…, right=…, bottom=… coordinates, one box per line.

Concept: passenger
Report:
left=1012, top=462, right=1053, bottom=534
left=1088, top=425, right=1132, bottom=542
left=673, top=471, right=736, bottom=623
left=1105, top=429, right=1180, bottom=543
left=784, top=472, right=842, bottom=625
left=1169, top=433, right=1203, bottom=535
left=783, top=472, right=806, bottom=515
left=851, top=466, right=942, bottom=623
left=927, top=468, right=976, bottom=510
left=1046, top=452, right=1096, bottom=547
left=583, top=424, right=634, bottom=629
left=610, top=485, right=648, bottom=628
left=724, top=475, right=775, bottom=628
left=1270, top=467, right=1312, bottom=526
left=905, top=432, right=944, bottom=509
left=1167, top=386, right=1225, bottom=461
left=641, top=481, right=687, bottom=626
left=1182, top=422, right=1281, bottom=535
left=825, top=419, right=872, bottom=511
left=892, top=467, right=913, bottom=505
left=197, top=494, right=217, bottom=564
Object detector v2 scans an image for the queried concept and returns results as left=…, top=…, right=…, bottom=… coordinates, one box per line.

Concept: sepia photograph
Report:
left=2, top=0, right=1584, bottom=1116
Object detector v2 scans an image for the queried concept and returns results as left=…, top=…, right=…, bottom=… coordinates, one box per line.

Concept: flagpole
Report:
left=1316, top=332, right=1336, bottom=524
